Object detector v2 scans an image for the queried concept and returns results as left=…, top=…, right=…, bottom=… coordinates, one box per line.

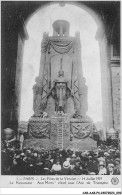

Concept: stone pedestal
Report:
left=26, top=115, right=97, bottom=151
left=23, top=137, right=97, bottom=151
left=67, top=137, right=97, bottom=151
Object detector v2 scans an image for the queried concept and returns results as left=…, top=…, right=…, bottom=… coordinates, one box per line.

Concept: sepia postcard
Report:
left=0, top=0, right=121, bottom=193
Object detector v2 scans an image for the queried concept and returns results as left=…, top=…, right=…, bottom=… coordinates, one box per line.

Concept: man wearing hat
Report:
left=51, top=159, right=61, bottom=175
left=2, top=128, right=16, bottom=149
left=115, top=150, right=120, bottom=159
left=81, top=169, right=89, bottom=175
left=98, top=161, right=107, bottom=175
left=60, top=161, right=71, bottom=175
left=19, top=132, right=24, bottom=150
left=70, top=154, right=76, bottom=169
left=114, top=158, right=120, bottom=175
left=71, top=161, right=82, bottom=175
left=28, top=162, right=35, bottom=175
left=107, top=164, right=116, bottom=175
left=86, top=156, right=98, bottom=174
left=13, top=154, right=23, bottom=174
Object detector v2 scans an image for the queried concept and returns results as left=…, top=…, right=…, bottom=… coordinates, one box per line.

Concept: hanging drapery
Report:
left=50, top=40, right=73, bottom=54
left=41, top=37, right=73, bottom=54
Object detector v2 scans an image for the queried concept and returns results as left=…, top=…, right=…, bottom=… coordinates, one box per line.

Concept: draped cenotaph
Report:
left=25, top=20, right=98, bottom=150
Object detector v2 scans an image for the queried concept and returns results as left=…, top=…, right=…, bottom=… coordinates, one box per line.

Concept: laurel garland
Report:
left=29, top=124, right=50, bottom=139
left=70, top=124, right=91, bottom=139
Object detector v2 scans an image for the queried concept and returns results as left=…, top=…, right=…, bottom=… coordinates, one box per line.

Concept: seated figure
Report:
left=33, top=77, right=42, bottom=117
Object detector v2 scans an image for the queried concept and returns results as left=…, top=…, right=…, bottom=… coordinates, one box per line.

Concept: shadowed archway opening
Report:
left=19, top=2, right=110, bottom=130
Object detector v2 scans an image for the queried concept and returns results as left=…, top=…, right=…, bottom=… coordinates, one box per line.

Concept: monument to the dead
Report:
left=26, top=20, right=98, bottom=150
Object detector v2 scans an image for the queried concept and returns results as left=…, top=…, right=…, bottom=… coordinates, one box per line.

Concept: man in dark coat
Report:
left=71, top=162, right=82, bottom=175
left=60, top=161, right=71, bottom=175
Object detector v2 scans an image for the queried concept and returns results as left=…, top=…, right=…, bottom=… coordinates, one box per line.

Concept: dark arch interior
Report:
left=1, top=1, right=120, bottom=136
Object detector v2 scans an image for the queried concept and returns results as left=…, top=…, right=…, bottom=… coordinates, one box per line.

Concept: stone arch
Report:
left=17, top=2, right=113, bottom=133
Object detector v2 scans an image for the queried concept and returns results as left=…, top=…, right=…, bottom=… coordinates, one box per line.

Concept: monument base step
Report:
left=23, top=137, right=97, bottom=151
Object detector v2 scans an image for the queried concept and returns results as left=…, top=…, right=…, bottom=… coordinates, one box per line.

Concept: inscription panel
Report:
left=51, top=115, right=70, bottom=149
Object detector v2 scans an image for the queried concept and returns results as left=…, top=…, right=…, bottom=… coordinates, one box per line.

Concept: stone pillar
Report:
left=110, top=45, right=120, bottom=131
left=14, top=27, right=28, bottom=137
left=15, top=35, right=25, bottom=137
left=96, top=30, right=113, bottom=130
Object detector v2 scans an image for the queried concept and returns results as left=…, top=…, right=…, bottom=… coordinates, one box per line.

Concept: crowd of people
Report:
left=1, top=140, right=121, bottom=175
